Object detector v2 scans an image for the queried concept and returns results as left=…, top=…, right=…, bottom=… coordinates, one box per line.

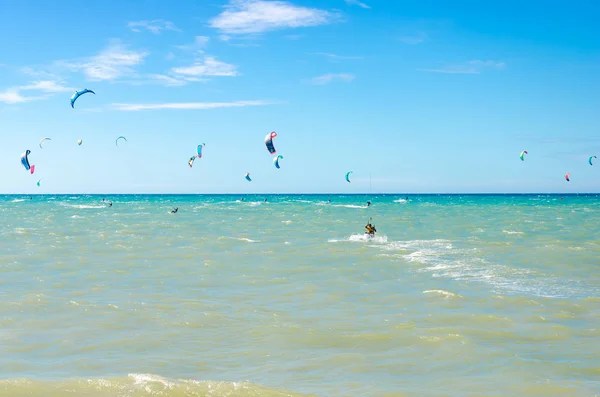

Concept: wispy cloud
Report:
left=398, top=32, right=427, bottom=45
left=209, top=0, right=340, bottom=34
left=20, top=80, right=72, bottom=93
left=0, top=89, right=46, bottom=104
left=145, top=74, right=192, bottom=87
left=171, top=56, right=239, bottom=77
left=127, top=20, right=181, bottom=34
left=112, top=99, right=277, bottom=111
left=344, top=0, right=371, bottom=9
left=67, top=41, right=148, bottom=81
left=310, top=52, right=363, bottom=61
left=309, top=73, right=355, bottom=85
left=176, top=36, right=210, bottom=53
left=418, top=60, right=505, bottom=74
left=0, top=80, right=72, bottom=104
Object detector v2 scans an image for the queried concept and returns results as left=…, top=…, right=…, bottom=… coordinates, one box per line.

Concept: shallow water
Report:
left=0, top=194, right=599, bottom=396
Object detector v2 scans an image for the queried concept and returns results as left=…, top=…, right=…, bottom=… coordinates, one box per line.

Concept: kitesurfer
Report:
left=108, top=202, right=113, bottom=207
left=171, top=207, right=178, bottom=213
left=367, top=201, right=371, bottom=207
left=365, top=220, right=376, bottom=237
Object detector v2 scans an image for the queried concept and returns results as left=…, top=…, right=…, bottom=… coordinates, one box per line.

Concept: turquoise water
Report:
left=1, top=194, right=599, bottom=396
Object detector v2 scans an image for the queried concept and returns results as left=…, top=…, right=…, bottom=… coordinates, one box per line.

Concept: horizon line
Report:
left=2, top=192, right=598, bottom=196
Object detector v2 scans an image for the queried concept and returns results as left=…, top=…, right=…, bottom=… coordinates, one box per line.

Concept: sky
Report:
left=1, top=0, right=599, bottom=194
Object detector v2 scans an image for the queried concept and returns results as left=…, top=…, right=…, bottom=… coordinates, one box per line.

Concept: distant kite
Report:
left=265, top=132, right=277, bottom=155
left=20, top=150, right=35, bottom=174
left=589, top=156, right=597, bottom=166
left=70, top=89, right=95, bottom=108
left=245, top=172, right=252, bottom=182
left=345, top=171, right=353, bottom=183
left=39, top=137, right=51, bottom=149
left=115, top=136, right=127, bottom=146
left=77, top=139, right=83, bottom=146
left=520, top=150, right=528, bottom=161
left=273, top=155, right=283, bottom=169
left=565, top=172, right=571, bottom=182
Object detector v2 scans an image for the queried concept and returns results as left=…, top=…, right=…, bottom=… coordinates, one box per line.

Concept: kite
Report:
left=39, top=137, right=51, bottom=149
left=520, top=150, right=528, bottom=161
left=345, top=171, right=353, bottom=183
left=245, top=173, right=252, bottom=182
left=115, top=136, right=127, bottom=146
left=20, top=150, right=35, bottom=174
left=265, top=132, right=277, bottom=155
left=273, top=155, right=283, bottom=169
left=70, top=89, right=95, bottom=108
left=589, top=156, right=597, bottom=166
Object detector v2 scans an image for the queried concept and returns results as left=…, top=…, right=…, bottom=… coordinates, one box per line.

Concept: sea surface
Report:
left=0, top=194, right=599, bottom=397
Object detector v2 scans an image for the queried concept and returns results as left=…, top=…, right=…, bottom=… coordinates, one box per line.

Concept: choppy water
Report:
left=1, top=194, right=599, bottom=397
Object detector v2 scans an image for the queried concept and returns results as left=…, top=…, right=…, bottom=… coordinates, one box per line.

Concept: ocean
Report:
left=0, top=194, right=598, bottom=397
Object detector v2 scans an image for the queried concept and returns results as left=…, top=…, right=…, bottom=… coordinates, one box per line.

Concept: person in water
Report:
left=108, top=202, right=112, bottom=207
left=365, top=221, right=376, bottom=236
left=367, top=200, right=371, bottom=207
left=171, top=207, right=178, bottom=213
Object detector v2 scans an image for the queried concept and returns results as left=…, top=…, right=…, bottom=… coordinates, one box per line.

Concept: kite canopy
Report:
left=565, top=172, right=571, bottom=182
left=520, top=150, right=528, bottom=161
left=39, top=137, right=51, bottom=149
left=197, top=143, right=205, bottom=158
left=264, top=132, right=277, bottom=155
left=273, top=155, right=283, bottom=169
left=245, top=172, right=252, bottom=182
left=188, top=156, right=196, bottom=168
left=70, top=88, right=95, bottom=108
left=115, top=136, right=127, bottom=146
left=77, top=139, right=83, bottom=146
left=589, top=155, right=597, bottom=166
left=20, top=150, right=34, bottom=174
left=345, top=171, right=353, bottom=183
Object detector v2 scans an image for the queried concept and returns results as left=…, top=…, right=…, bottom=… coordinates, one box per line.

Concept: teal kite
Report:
left=273, top=155, right=283, bottom=169
left=345, top=171, right=353, bottom=183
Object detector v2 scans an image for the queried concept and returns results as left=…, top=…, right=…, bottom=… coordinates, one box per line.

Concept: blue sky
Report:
left=1, top=0, right=599, bottom=194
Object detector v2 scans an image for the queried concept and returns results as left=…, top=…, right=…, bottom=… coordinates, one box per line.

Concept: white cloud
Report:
left=0, top=79, right=72, bottom=104
left=144, top=74, right=206, bottom=87
left=309, top=73, right=355, bottom=85
left=112, top=99, right=276, bottom=111
left=70, top=41, right=148, bottom=81
left=0, top=89, right=47, bottom=104
left=344, top=0, right=370, bottom=9
left=418, top=60, right=506, bottom=74
left=171, top=56, right=239, bottom=77
left=311, top=52, right=363, bottom=60
left=127, top=19, right=181, bottom=34
left=209, top=0, right=340, bottom=34
left=468, top=60, right=505, bottom=69
left=176, top=36, right=210, bottom=53
left=20, top=80, right=72, bottom=93
left=398, top=32, right=427, bottom=45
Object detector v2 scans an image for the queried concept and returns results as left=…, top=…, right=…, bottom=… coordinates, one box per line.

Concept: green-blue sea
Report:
left=1, top=194, right=599, bottom=397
